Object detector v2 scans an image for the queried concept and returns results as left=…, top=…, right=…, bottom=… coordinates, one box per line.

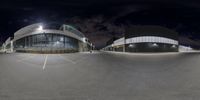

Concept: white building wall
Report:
left=126, top=36, right=178, bottom=45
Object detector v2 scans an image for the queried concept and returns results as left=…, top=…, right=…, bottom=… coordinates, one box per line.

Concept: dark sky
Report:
left=1, top=0, right=200, bottom=48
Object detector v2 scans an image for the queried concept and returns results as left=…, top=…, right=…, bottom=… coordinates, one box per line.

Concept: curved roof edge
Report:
left=13, top=29, right=84, bottom=42
left=14, top=23, right=42, bottom=37
left=13, top=23, right=87, bottom=43
left=60, top=24, right=85, bottom=38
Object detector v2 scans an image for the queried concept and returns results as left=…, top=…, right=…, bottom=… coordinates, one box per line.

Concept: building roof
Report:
left=125, top=25, right=178, bottom=40
left=14, top=23, right=42, bottom=37
left=13, top=23, right=86, bottom=43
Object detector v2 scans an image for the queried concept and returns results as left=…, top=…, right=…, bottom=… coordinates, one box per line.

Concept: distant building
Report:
left=3, top=23, right=92, bottom=53
left=102, top=25, right=179, bottom=52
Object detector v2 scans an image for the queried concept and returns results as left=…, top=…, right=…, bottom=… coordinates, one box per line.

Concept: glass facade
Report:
left=102, top=36, right=179, bottom=52
left=125, top=43, right=178, bottom=52
left=14, top=33, right=79, bottom=53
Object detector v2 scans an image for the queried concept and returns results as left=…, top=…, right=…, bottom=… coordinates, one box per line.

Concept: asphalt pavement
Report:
left=0, top=51, right=200, bottom=100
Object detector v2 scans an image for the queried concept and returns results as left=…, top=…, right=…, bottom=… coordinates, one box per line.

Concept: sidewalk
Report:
left=102, top=50, right=200, bottom=55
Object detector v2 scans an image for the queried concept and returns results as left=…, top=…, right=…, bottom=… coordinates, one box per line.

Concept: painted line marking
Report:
left=59, top=55, right=76, bottom=64
left=43, top=55, right=48, bottom=70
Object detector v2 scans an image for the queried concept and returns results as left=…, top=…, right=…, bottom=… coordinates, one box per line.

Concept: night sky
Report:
left=0, top=0, right=200, bottom=49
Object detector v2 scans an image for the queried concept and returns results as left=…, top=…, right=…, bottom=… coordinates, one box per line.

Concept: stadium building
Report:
left=102, top=25, right=179, bottom=52
left=3, top=23, right=92, bottom=53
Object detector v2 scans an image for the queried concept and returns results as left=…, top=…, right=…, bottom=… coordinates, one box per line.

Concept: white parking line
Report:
left=59, top=55, right=76, bottom=64
left=43, top=55, right=48, bottom=70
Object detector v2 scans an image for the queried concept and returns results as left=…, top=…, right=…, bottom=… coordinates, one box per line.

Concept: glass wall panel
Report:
left=14, top=33, right=79, bottom=53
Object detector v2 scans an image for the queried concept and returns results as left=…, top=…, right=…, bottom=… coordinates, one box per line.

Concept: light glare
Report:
left=38, top=25, right=43, bottom=30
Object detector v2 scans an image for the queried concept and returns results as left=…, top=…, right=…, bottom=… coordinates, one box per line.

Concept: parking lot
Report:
left=0, top=51, right=200, bottom=100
